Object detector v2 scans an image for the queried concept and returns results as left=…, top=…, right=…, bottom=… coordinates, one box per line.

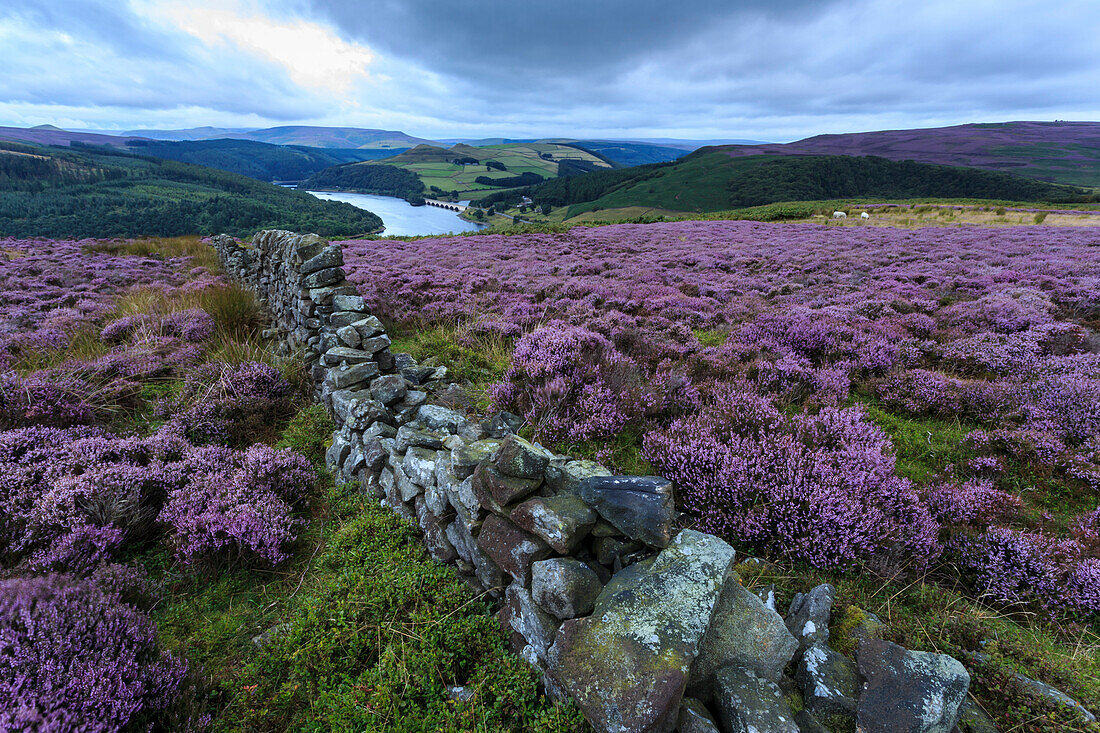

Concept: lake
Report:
left=306, top=190, right=487, bottom=237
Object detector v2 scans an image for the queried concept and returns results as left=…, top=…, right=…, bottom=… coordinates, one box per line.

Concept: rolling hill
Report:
left=304, top=142, right=614, bottom=200
left=480, top=152, right=1090, bottom=218
left=213, top=126, right=432, bottom=150
left=715, top=121, right=1100, bottom=187
left=0, top=140, right=382, bottom=238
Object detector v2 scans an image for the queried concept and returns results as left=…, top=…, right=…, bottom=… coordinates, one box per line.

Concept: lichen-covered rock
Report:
left=403, top=447, right=437, bottom=488
left=416, top=404, right=470, bottom=433
left=786, top=583, right=836, bottom=654
left=1008, top=670, right=1096, bottom=723
left=554, top=459, right=613, bottom=493
left=451, top=439, right=501, bottom=479
left=503, top=583, right=561, bottom=663
left=301, top=245, right=342, bottom=275
left=578, top=475, right=676, bottom=548
left=324, top=362, right=380, bottom=391
left=677, top=697, right=721, bottom=733
left=481, top=410, right=524, bottom=438
left=954, top=699, right=999, bottom=733
left=494, top=434, right=553, bottom=478
left=476, top=514, right=551, bottom=584
left=395, top=425, right=444, bottom=452
left=370, top=374, right=406, bottom=405
left=531, top=558, right=603, bottom=620
left=796, top=642, right=858, bottom=725
left=511, top=494, right=597, bottom=554
left=688, top=573, right=797, bottom=699
left=856, top=638, right=970, bottom=733
left=416, top=496, right=457, bottom=563
left=473, top=461, right=542, bottom=510
left=331, top=293, right=366, bottom=311
left=547, top=530, right=736, bottom=733
left=353, top=315, right=385, bottom=338
left=713, top=666, right=800, bottom=733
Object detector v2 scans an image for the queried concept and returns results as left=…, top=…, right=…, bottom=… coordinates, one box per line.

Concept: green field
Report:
left=364, top=142, right=612, bottom=200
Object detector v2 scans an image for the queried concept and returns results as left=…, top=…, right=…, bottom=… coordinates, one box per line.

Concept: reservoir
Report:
left=306, top=191, right=487, bottom=237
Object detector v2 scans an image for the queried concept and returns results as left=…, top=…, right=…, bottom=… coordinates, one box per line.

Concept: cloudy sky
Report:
left=2, top=0, right=1098, bottom=141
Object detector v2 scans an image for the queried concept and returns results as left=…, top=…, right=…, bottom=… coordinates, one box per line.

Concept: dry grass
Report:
left=815, top=206, right=1100, bottom=229
left=83, top=235, right=222, bottom=271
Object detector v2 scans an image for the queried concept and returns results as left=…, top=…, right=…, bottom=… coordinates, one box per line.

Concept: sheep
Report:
left=832, top=211, right=847, bottom=219
left=861, top=212, right=870, bottom=219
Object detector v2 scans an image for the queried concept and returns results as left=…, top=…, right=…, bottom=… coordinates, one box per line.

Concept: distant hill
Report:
left=480, top=152, right=1089, bottom=217
left=306, top=142, right=614, bottom=200
left=0, top=140, right=381, bottom=238
left=0, top=125, right=137, bottom=149
left=714, top=122, right=1100, bottom=187
left=122, top=126, right=252, bottom=141
left=216, top=126, right=434, bottom=150
left=568, top=140, right=689, bottom=167
left=121, top=138, right=395, bottom=182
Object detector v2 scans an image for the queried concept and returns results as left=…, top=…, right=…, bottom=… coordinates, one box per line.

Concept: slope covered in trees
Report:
left=483, top=153, right=1089, bottom=216
left=0, top=142, right=382, bottom=238
left=298, top=162, right=427, bottom=203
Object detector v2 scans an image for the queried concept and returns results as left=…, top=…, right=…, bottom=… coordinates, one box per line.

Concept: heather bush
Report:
left=0, top=371, right=95, bottom=429
left=926, top=479, right=1022, bottom=527
left=169, top=361, right=295, bottom=447
left=0, top=573, right=186, bottom=732
left=490, top=324, right=648, bottom=443
left=159, top=444, right=314, bottom=566
left=643, top=384, right=941, bottom=571
left=953, top=527, right=1100, bottom=615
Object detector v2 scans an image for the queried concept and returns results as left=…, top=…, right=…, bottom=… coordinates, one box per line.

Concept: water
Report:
left=306, top=190, right=487, bottom=237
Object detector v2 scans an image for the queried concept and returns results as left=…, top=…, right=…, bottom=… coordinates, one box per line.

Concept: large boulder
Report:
left=547, top=530, right=736, bottom=733
left=796, top=641, right=859, bottom=726
left=578, top=475, right=676, bottom=548
left=856, top=638, right=970, bottom=733
left=713, top=666, right=800, bottom=733
left=688, top=574, right=797, bottom=700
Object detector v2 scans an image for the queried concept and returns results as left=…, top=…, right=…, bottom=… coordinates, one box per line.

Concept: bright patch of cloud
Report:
left=147, top=1, right=375, bottom=93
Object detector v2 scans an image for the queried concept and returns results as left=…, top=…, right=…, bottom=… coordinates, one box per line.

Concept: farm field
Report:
left=0, top=236, right=580, bottom=731
left=341, top=218, right=1100, bottom=731
left=372, top=142, right=612, bottom=199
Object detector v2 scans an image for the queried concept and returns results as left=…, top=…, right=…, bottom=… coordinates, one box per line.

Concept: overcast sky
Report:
left=1, top=0, right=1098, bottom=141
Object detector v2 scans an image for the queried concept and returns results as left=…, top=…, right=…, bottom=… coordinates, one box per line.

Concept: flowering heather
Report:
left=643, top=384, right=941, bottom=571
left=0, top=573, right=186, bottom=732
left=169, top=361, right=295, bottom=447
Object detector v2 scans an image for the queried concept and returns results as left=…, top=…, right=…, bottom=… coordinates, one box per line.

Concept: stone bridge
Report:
left=424, top=198, right=467, bottom=212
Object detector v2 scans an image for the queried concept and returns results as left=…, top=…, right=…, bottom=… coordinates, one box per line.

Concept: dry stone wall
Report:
left=211, top=230, right=995, bottom=733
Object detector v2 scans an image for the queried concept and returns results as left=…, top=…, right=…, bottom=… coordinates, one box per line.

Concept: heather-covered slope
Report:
left=714, top=121, right=1100, bottom=187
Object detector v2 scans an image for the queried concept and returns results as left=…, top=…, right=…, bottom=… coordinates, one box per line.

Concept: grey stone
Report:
left=416, top=404, right=470, bottom=433
left=530, top=558, right=603, bottom=620
left=301, top=245, right=342, bottom=275
left=557, top=459, right=613, bottom=493
left=688, top=573, right=798, bottom=699
left=370, top=374, right=406, bottom=405
left=795, top=710, right=831, bottom=733
left=394, top=463, right=422, bottom=502
left=546, top=530, right=737, bottom=733
left=578, top=475, right=676, bottom=548
left=1008, top=670, right=1095, bottom=723
left=493, top=434, right=552, bottom=478
left=360, top=334, right=391, bottom=354
left=787, top=584, right=836, bottom=654
left=403, top=447, right=438, bottom=487
left=472, top=461, right=542, bottom=510
left=796, top=642, right=858, bottom=725
left=395, top=425, right=444, bottom=452
left=324, top=346, right=375, bottom=365
left=353, top=315, right=385, bottom=338
left=677, top=697, right=721, bottom=733
left=324, top=362, right=380, bottom=390
left=331, top=294, right=366, bottom=311
left=856, top=638, right=970, bottom=733
left=251, top=622, right=291, bottom=648
left=325, top=439, right=350, bottom=472
left=451, top=439, right=501, bottom=479
left=476, top=514, right=551, bottom=584
left=503, top=583, right=561, bottom=663
left=481, top=410, right=524, bottom=438
left=416, top=496, right=458, bottom=563
left=308, top=284, right=357, bottom=304
left=511, top=494, right=597, bottom=554
left=344, top=396, right=392, bottom=430
left=713, top=666, right=800, bottom=733
left=955, top=699, right=999, bottom=733
left=449, top=475, right=483, bottom=529
left=335, top=324, right=361, bottom=347
left=302, top=266, right=344, bottom=289
left=293, top=233, right=326, bottom=261
left=594, top=536, right=644, bottom=569
left=328, top=310, right=364, bottom=328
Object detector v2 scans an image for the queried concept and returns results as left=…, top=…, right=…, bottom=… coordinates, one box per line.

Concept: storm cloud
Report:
left=1, top=0, right=1098, bottom=139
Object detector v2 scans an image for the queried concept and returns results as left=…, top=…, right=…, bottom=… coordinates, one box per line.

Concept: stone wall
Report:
left=210, top=230, right=1002, bottom=733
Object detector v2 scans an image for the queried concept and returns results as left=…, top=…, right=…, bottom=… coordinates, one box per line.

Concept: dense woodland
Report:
left=122, top=138, right=388, bottom=182
left=0, top=142, right=382, bottom=238
left=482, top=153, right=1090, bottom=213
left=299, top=162, right=426, bottom=203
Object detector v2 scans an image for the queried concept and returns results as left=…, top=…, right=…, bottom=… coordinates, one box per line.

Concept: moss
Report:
left=830, top=606, right=868, bottom=658
left=277, top=404, right=335, bottom=467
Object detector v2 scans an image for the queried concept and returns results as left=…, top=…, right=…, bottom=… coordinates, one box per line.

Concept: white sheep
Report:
left=860, top=212, right=870, bottom=219
left=832, top=211, right=847, bottom=219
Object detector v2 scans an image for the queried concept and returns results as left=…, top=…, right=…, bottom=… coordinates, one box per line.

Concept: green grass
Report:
left=862, top=404, right=975, bottom=485
left=389, top=323, right=514, bottom=410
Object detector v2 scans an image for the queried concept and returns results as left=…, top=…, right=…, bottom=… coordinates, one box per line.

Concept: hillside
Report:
left=218, top=126, right=433, bottom=149
left=121, top=138, right=391, bottom=181
left=568, top=140, right=689, bottom=166
left=0, top=141, right=381, bottom=238
left=307, top=142, right=614, bottom=200
left=715, top=121, right=1100, bottom=187
left=482, top=152, right=1089, bottom=217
